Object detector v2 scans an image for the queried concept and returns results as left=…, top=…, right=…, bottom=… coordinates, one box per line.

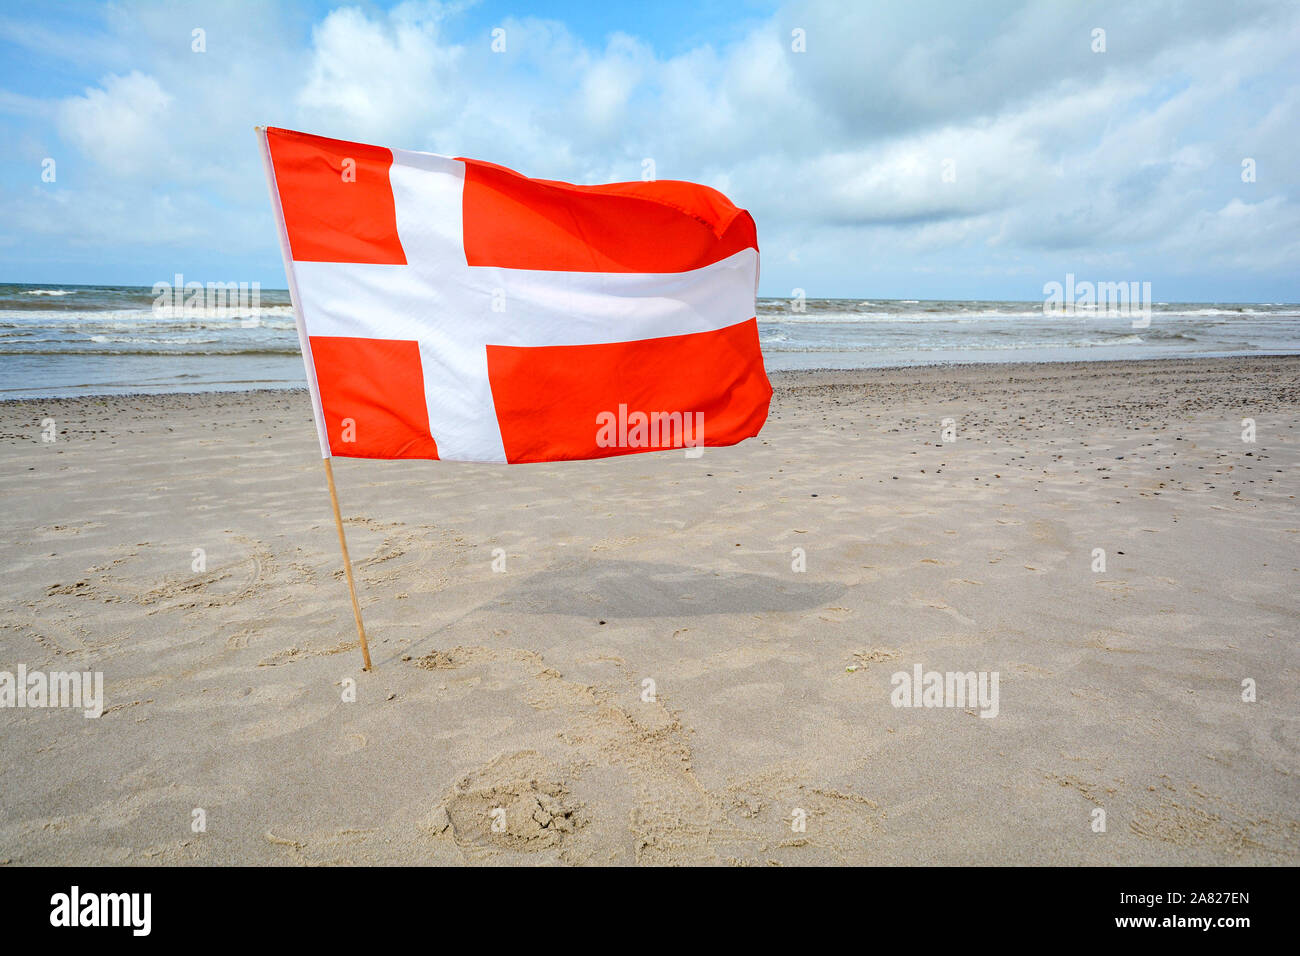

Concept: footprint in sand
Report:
left=429, top=751, right=581, bottom=853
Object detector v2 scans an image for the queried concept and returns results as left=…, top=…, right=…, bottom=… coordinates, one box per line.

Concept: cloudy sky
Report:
left=1, top=0, right=1297, bottom=300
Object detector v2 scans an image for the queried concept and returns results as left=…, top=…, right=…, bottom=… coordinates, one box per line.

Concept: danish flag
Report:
left=257, top=127, right=771, bottom=464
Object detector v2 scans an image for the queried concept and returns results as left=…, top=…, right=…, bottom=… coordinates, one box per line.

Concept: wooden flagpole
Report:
left=256, top=125, right=374, bottom=671
left=323, top=458, right=372, bottom=671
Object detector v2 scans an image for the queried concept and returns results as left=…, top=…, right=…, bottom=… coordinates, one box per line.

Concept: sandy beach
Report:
left=0, top=356, right=1296, bottom=866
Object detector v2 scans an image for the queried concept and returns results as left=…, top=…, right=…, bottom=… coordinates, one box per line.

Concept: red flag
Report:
left=260, top=127, right=771, bottom=463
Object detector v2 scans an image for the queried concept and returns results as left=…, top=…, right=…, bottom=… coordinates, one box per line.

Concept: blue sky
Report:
left=1, top=0, right=1298, bottom=301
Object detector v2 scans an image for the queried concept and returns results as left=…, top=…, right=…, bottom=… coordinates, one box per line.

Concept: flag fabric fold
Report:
left=258, top=126, right=771, bottom=464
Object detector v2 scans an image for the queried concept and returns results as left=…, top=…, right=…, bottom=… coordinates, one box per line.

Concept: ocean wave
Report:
left=758, top=309, right=1300, bottom=326
left=760, top=311, right=1048, bottom=324
left=0, top=313, right=299, bottom=334
left=762, top=335, right=1150, bottom=353
left=21, top=289, right=77, bottom=296
left=0, top=305, right=297, bottom=322
left=0, top=347, right=301, bottom=357
left=88, top=335, right=223, bottom=346
left=138, top=305, right=297, bottom=321
left=1173, top=307, right=1300, bottom=317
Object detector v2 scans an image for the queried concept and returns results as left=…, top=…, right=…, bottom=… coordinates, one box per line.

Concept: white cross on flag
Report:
left=258, top=126, right=772, bottom=464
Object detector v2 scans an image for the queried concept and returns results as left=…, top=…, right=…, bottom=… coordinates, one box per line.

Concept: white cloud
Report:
left=298, top=4, right=465, bottom=143
left=55, top=71, right=173, bottom=177
left=1, top=0, right=1297, bottom=294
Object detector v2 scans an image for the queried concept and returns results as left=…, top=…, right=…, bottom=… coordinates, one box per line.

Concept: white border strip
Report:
left=255, top=126, right=332, bottom=459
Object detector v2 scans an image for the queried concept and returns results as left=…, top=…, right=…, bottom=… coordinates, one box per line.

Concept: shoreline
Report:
left=4, top=352, right=1299, bottom=406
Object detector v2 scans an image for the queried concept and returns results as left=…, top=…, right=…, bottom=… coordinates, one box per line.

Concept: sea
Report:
left=1, top=283, right=1297, bottom=398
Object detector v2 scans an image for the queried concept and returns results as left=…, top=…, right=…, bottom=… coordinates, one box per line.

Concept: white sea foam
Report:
left=0, top=307, right=297, bottom=327
left=764, top=335, right=1148, bottom=353
left=3, top=287, right=1295, bottom=394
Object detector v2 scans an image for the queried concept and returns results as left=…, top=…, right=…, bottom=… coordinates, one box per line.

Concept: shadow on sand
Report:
left=489, top=558, right=842, bottom=619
